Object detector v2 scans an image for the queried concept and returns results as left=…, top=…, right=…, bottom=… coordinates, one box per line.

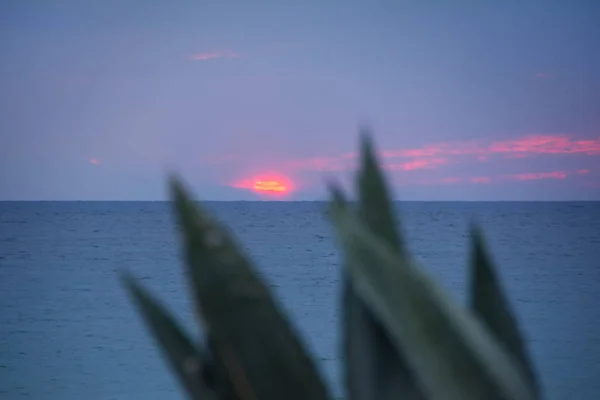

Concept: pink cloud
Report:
left=471, top=176, right=491, bottom=184
left=381, top=134, right=600, bottom=159
left=420, top=134, right=598, bottom=158
left=487, top=135, right=600, bottom=156
left=189, top=50, right=240, bottom=61
left=503, top=171, right=568, bottom=181
left=89, top=158, right=100, bottom=165
left=281, top=134, right=600, bottom=173
left=202, top=133, right=599, bottom=190
left=384, top=158, right=449, bottom=171
left=422, top=169, right=593, bottom=187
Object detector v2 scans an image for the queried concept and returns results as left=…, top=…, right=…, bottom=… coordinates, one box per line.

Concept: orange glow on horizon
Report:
left=231, top=173, right=295, bottom=196
left=253, top=179, right=288, bottom=193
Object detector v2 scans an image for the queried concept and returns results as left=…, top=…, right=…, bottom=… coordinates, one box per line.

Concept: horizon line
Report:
left=1, top=199, right=598, bottom=203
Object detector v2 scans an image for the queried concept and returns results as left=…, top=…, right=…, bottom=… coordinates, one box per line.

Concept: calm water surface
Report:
left=1, top=201, right=599, bottom=399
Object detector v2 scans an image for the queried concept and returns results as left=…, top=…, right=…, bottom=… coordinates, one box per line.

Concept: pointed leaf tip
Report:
left=327, top=180, right=348, bottom=207
left=359, top=131, right=378, bottom=167
left=330, top=208, right=536, bottom=400
left=355, top=131, right=403, bottom=254
left=120, top=270, right=215, bottom=399
left=168, top=175, right=207, bottom=239
left=345, top=132, right=421, bottom=399
left=168, top=179, right=331, bottom=400
left=358, top=124, right=374, bottom=144
left=169, top=174, right=190, bottom=204
left=469, top=224, right=540, bottom=398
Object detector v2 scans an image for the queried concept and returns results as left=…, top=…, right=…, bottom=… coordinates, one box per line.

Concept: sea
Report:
left=1, top=201, right=599, bottom=399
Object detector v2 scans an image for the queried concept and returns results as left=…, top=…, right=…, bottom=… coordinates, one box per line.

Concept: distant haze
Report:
left=1, top=1, right=599, bottom=200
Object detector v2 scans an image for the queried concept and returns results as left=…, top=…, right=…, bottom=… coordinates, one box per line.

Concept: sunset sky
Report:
left=1, top=1, right=599, bottom=200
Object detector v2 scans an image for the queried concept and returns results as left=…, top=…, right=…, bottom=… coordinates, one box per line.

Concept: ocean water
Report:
left=1, top=201, right=599, bottom=399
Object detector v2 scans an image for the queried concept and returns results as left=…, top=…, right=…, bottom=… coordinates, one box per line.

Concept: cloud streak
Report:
left=188, top=50, right=241, bottom=61
left=427, top=169, right=591, bottom=186
left=471, top=176, right=491, bottom=184
left=205, top=133, right=598, bottom=191
left=386, top=158, right=449, bottom=171
left=284, top=134, right=600, bottom=172
left=503, top=171, right=567, bottom=181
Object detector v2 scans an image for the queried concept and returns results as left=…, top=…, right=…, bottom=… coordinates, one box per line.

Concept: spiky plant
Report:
left=121, top=131, right=541, bottom=400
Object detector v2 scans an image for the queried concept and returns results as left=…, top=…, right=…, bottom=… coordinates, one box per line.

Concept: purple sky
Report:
left=1, top=1, right=599, bottom=200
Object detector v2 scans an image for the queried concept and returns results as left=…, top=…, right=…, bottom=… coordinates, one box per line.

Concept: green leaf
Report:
left=120, top=271, right=215, bottom=400
left=327, top=179, right=348, bottom=208
left=328, top=201, right=536, bottom=400
left=342, top=273, right=425, bottom=400
left=469, top=225, right=540, bottom=398
left=169, top=176, right=331, bottom=400
left=356, top=130, right=405, bottom=254
left=204, top=336, right=242, bottom=400
left=340, top=132, right=426, bottom=400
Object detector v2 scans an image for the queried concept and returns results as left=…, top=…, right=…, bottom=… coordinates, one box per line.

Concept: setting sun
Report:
left=253, top=179, right=288, bottom=193
left=230, top=173, right=295, bottom=197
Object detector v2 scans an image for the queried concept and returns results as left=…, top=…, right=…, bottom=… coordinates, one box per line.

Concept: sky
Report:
left=1, top=0, right=599, bottom=201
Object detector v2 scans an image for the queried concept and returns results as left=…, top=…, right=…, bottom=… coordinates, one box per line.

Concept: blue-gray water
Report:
left=1, top=201, right=599, bottom=399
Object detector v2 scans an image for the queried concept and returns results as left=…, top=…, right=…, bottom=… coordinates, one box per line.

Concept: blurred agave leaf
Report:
left=469, top=225, right=540, bottom=398
left=169, top=176, right=331, bottom=400
left=356, top=131, right=405, bottom=253
left=328, top=200, right=536, bottom=400
left=204, top=336, right=241, bottom=400
left=342, top=275, right=426, bottom=400
left=339, top=133, right=426, bottom=400
left=121, top=272, right=215, bottom=400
